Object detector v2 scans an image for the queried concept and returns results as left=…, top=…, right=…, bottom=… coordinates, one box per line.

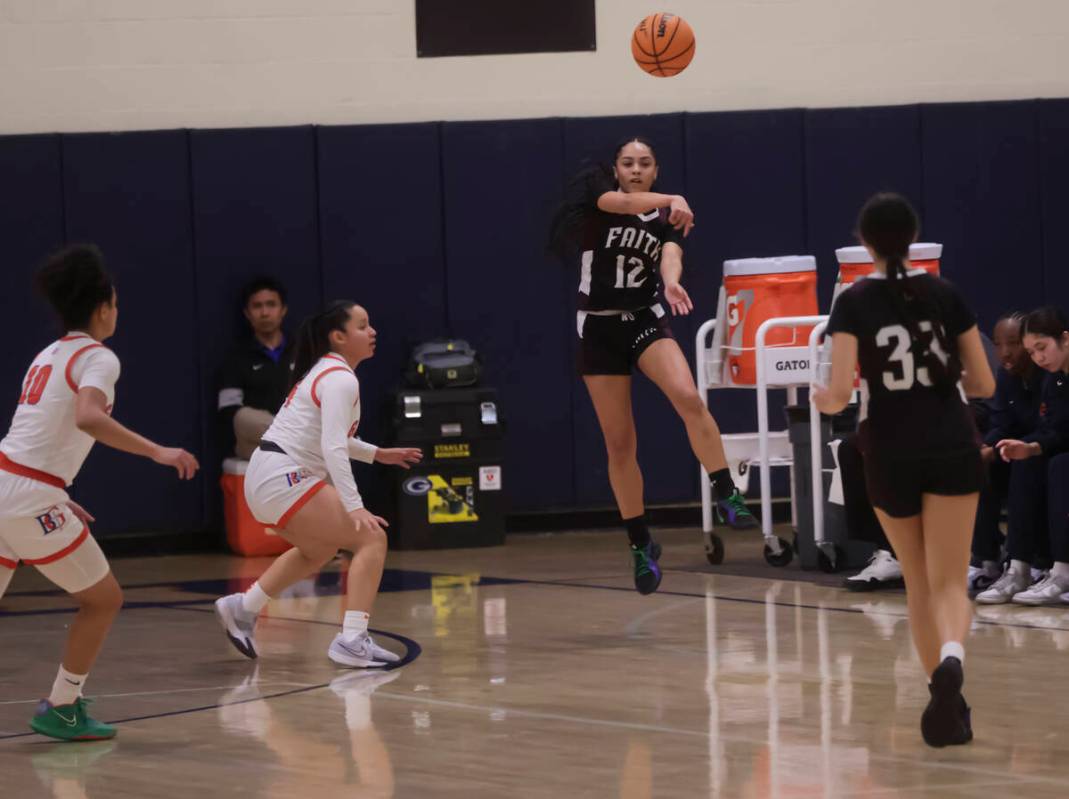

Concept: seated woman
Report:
left=968, top=312, right=1043, bottom=593
left=976, top=307, right=1069, bottom=605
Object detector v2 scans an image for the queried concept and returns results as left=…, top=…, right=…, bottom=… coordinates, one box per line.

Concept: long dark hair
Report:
left=292, top=300, right=355, bottom=385
left=547, top=136, right=658, bottom=259
left=35, top=244, right=115, bottom=331
left=857, top=193, right=957, bottom=391
left=1023, top=306, right=1069, bottom=341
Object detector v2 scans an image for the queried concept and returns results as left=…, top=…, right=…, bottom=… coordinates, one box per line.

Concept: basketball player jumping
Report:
left=549, top=137, right=758, bottom=596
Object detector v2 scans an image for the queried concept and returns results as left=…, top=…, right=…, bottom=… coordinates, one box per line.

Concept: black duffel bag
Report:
left=405, top=339, right=482, bottom=388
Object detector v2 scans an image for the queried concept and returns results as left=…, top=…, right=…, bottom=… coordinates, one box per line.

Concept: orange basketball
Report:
left=631, top=12, right=695, bottom=77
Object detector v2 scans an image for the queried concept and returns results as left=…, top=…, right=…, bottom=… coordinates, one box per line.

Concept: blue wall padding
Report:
left=189, top=125, right=324, bottom=527
left=805, top=105, right=924, bottom=308
left=440, top=118, right=576, bottom=510
left=0, top=98, right=1064, bottom=535
left=1039, top=100, right=1069, bottom=302
left=684, top=109, right=808, bottom=440
left=921, top=101, right=1044, bottom=331
left=61, top=131, right=203, bottom=532
left=0, top=135, right=65, bottom=429
left=316, top=122, right=448, bottom=508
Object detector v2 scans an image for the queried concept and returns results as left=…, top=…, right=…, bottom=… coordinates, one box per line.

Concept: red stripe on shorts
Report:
left=276, top=481, right=326, bottom=529
left=22, top=527, right=89, bottom=565
left=0, top=452, right=66, bottom=489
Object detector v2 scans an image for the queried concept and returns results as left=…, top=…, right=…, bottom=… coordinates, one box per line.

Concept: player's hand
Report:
left=996, top=439, right=1038, bottom=462
left=153, top=447, right=200, bottom=479
left=67, top=500, right=96, bottom=526
left=349, top=508, right=388, bottom=535
left=668, top=195, right=695, bottom=237
left=663, top=281, right=693, bottom=316
left=375, top=447, right=423, bottom=469
left=810, top=383, right=835, bottom=415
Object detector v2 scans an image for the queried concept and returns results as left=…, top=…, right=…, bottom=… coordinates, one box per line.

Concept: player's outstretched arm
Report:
left=374, top=448, right=423, bottom=469
left=660, top=243, right=693, bottom=317
left=597, top=192, right=694, bottom=235
left=74, top=387, right=199, bottom=479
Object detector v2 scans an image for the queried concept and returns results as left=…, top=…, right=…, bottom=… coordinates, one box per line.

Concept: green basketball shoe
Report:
left=30, top=698, right=116, bottom=742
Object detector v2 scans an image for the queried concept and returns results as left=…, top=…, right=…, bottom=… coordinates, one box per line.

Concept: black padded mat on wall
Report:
left=416, top=0, right=595, bottom=57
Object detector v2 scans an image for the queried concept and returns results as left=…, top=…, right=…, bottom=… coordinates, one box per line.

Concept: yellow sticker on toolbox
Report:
left=434, top=443, right=471, bottom=459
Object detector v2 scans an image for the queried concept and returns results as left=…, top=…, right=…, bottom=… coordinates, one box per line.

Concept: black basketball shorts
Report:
left=576, top=305, right=674, bottom=376
left=863, top=448, right=985, bottom=519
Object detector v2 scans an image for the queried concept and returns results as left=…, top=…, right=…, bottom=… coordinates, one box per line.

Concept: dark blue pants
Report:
left=1047, top=453, right=1069, bottom=563
left=1006, top=456, right=1049, bottom=564
left=971, top=457, right=1008, bottom=562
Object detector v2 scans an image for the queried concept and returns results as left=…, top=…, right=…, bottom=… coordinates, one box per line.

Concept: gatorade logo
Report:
left=775, top=359, right=810, bottom=371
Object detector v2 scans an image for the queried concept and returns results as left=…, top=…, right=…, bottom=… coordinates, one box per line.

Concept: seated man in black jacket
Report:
left=969, top=312, right=1043, bottom=592
left=218, top=277, right=296, bottom=460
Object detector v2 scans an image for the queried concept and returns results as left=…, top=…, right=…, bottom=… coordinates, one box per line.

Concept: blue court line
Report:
left=2, top=568, right=523, bottom=599
left=0, top=627, right=421, bottom=742
left=1, top=568, right=1064, bottom=636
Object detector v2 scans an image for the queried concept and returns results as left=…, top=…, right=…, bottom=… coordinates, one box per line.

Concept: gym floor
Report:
left=2, top=526, right=1066, bottom=798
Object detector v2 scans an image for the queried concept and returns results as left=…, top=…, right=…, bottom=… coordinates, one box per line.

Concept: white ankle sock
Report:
left=940, top=641, right=965, bottom=664
left=1052, top=562, right=1069, bottom=578
left=242, top=582, right=271, bottom=615
left=343, top=610, right=370, bottom=638
left=1010, top=559, right=1029, bottom=576
left=48, top=666, right=87, bottom=707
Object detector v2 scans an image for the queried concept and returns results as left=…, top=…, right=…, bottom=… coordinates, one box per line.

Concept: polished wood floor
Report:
left=2, top=526, right=1068, bottom=798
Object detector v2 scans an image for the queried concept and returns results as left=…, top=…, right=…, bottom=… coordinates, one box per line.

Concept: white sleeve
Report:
left=218, top=388, right=244, bottom=410
left=348, top=437, right=378, bottom=464
left=318, top=372, right=364, bottom=512
left=72, top=348, right=121, bottom=404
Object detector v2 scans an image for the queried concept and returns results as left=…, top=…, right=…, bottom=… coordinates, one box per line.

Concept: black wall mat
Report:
left=441, top=118, right=574, bottom=511
left=62, top=130, right=203, bottom=534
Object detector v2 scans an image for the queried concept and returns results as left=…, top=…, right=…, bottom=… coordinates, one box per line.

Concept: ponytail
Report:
left=547, top=162, right=615, bottom=259
left=858, top=193, right=957, bottom=392
left=291, top=300, right=355, bottom=386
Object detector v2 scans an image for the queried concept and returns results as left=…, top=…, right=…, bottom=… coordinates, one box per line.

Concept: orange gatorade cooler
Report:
left=834, top=242, right=942, bottom=300
left=221, top=458, right=292, bottom=557
left=723, top=256, right=819, bottom=385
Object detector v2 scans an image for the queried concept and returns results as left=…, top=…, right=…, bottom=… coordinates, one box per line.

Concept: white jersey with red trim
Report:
left=262, top=353, right=377, bottom=512
left=0, top=333, right=120, bottom=488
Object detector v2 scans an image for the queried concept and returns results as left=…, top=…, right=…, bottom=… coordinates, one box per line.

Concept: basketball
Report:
left=631, top=13, right=695, bottom=77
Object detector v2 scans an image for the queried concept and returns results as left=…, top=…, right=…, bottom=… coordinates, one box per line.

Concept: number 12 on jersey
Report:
left=614, top=255, right=647, bottom=289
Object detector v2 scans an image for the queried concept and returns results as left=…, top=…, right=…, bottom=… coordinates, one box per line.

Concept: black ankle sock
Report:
left=623, top=515, right=651, bottom=548
left=710, top=469, right=736, bottom=500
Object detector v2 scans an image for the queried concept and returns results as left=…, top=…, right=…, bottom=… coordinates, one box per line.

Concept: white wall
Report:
left=2, top=0, right=1068, bottom=134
